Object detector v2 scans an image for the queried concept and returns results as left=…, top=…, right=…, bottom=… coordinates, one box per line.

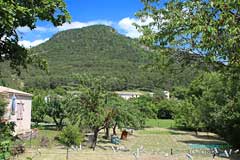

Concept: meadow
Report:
left=17, top=119, right=239, bottom=160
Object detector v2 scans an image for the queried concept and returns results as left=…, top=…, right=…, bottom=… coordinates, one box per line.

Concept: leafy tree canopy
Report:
left=0, top=96, right=6, bottom=118
left=59, top=125, right=83, bottom=147
left=0, top=0, right=71, bottom=73
left=136, top=0, right=240, bottom=68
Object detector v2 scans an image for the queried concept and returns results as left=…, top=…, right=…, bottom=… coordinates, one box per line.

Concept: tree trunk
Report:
left=53, top=117, right=64, bottom=130
left=35, top=121, right=39, bottom=127
left=53, top=118, right=60, bottom=130
left=105, top=127, right=110, bottom=139
left=66, top=147, right=69, bottom=160
left=113, top=123, right=117, bottom=135
left=59, top=118, right=64, bottom=130
left=91, top=128, right=99, bottom=151
left=195, top=129, right=198, bottom=136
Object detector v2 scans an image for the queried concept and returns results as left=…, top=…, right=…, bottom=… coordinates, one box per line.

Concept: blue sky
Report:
left=18, top=0, right=158, bottom=48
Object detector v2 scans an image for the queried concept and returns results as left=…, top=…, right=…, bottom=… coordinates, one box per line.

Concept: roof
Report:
left=115, top=91, right=144, bottom=95
left=0, top=86, right=32, bottom=97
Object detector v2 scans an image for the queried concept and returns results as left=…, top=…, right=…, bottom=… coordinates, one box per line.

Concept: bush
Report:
left=156, top=99, right=177, bottom=119
left=59, top=125, right=83, bottom=147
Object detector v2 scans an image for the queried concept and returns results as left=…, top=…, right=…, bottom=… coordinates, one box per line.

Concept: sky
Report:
left=17, top=0, right=156, bottom=48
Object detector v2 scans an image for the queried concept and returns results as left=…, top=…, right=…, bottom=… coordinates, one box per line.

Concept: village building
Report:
left=115, top=91, right=144, bottom=100
left=0, top=86, right=32, bottom=135
left=115, top=91, right=170, bottom=100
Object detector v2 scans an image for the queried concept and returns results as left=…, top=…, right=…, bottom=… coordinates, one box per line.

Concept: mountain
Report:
left=0, top=25, right=202, bottom=91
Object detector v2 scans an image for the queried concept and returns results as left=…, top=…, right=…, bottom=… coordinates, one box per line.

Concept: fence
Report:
left=2, top=145, right=238, bottom=160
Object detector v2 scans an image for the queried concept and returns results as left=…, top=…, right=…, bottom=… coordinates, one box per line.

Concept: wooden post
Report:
left=136, top=148, right=140, bottom=159
left=66, top=147, right=69, bottom=160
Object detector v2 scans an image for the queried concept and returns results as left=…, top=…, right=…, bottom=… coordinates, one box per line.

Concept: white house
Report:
left=115, top=90, right=170, bottom=100
left=115, top=91, right=144, bottom=100
left=0, top=86, right=32, bottom=135
left=163, top=91, right=170, bottom=99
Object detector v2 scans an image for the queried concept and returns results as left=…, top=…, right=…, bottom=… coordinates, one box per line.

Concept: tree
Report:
left=0, top=95, right=15, bottom=146
left=173, top=72, right=240, bottom=147
left=156, top=99, right=176, bottom=119
left=46, top=94, right=70, bottom=130
left=32, top=94, right=47, bottom=126
left=0, top=0, right=70, bottom=73
left=131, top=95, right=157, bottom=119
left=112, top=99, right=145, bottom=135
left=59, top=125, right=83, bottom=160
left=136, top=0, right=240, bottom=68
left=137, top=0, right=240, bottom=147
left=77, top=82, right=107, bottom=150
left=0, top=96, right=6, bottom=118
left=105, top=94, right=145, bottom=137
left=174, top=99, right=205, bottom=135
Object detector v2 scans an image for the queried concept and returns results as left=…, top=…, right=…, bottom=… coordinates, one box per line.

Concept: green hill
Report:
left=1, top=25, right=202, bottom=91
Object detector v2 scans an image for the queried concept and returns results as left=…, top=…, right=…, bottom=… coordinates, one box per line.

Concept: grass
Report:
left=18, top=128, right=236, bottom=160
left=17, top=124, right=239, bottom=160
left=22, top=129, right=60, bottom=148
left=145, top=119, right=175, bottom=128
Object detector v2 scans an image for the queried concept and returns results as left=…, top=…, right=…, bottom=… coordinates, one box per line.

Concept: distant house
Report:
left=0, top=86, right=32, bottom=135
left=115, top=90, right=170, bottom=100
left=163, top=91, right=170, bottom=99
left=115, top=91, right=145, bottom=100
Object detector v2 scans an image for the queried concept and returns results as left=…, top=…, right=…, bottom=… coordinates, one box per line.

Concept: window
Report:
left=17, top=103, right=24, bottom=120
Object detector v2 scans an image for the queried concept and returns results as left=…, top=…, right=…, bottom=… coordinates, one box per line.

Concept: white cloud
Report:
left=16, top=18, right=155, bottom=47
left=17, top=26, right=55, bottom=33
left=35, top=26, right=49, bottom=32
left=18, top=38, right=49, bottom=48
left=17, top=26, right=31, bottom=33
left=57, top=20, right=113, bottom=31
left=118, top=17, right=153, bottom=38
left=17, top=20, right=114, bottom=33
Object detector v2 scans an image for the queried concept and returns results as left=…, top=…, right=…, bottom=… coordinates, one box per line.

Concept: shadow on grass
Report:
left=230, top=154, right=240, bottom=160
left=98, top=139, right=111, bottom=144
left=96, top=145, right=108, bottom=150
left=170, top=128, right=224, bottom=141
left=179, top=140, right=226, bottom=145
left=193, top=134, right=223, bottom=141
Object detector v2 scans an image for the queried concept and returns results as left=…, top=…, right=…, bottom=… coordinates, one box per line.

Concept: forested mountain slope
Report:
left=1, top=25, right=202, bottom=91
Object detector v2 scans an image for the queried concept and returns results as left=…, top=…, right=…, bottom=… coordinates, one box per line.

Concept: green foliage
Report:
left=137, top=0, right=240, bottom=68
left=46, top=93, right=70, bottom=130
left=77, top=80, right=107, bottom=130
left=130, top=95, right=157, bottom=119
left=0, top=25, right=202, bottom=91
left=137, top=0, right=240, bottom=145
left=172, top=72, right=240, bottom=147
left=65, top=76, right=148, bottom=148
left=111, top=95, right=145, bottom=130
left=174, top=100, right=205, bottom=132
left=155, top=99, right=177, bottom=119
left=32, top=94, right=47, bottom=126
left=0, top=0, right=70, bottom=73
left=0, top=141, right=11, bottom=160
left=59, top=125, right=83, bottom=147
left=0, top=96, right=14, bottom=142
left=0, top=122, right=15, bottom=142
left=0, top=96, right=6, bottom=118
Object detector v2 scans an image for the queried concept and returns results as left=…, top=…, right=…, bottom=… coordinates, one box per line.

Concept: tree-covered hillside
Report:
left=1, top=25, right=202, bottom=91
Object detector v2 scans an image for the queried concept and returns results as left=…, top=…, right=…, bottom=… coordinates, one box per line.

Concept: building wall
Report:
left=3, top=93, right=32, bottom=134
left=117, top=93, right=142, bottom=100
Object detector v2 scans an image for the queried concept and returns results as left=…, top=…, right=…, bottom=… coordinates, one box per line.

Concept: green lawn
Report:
left=18, top=128, right=237, bottom=160
left=17, top=122, right=238, bottom=160
left=145, top=119, right=175, bottom=128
